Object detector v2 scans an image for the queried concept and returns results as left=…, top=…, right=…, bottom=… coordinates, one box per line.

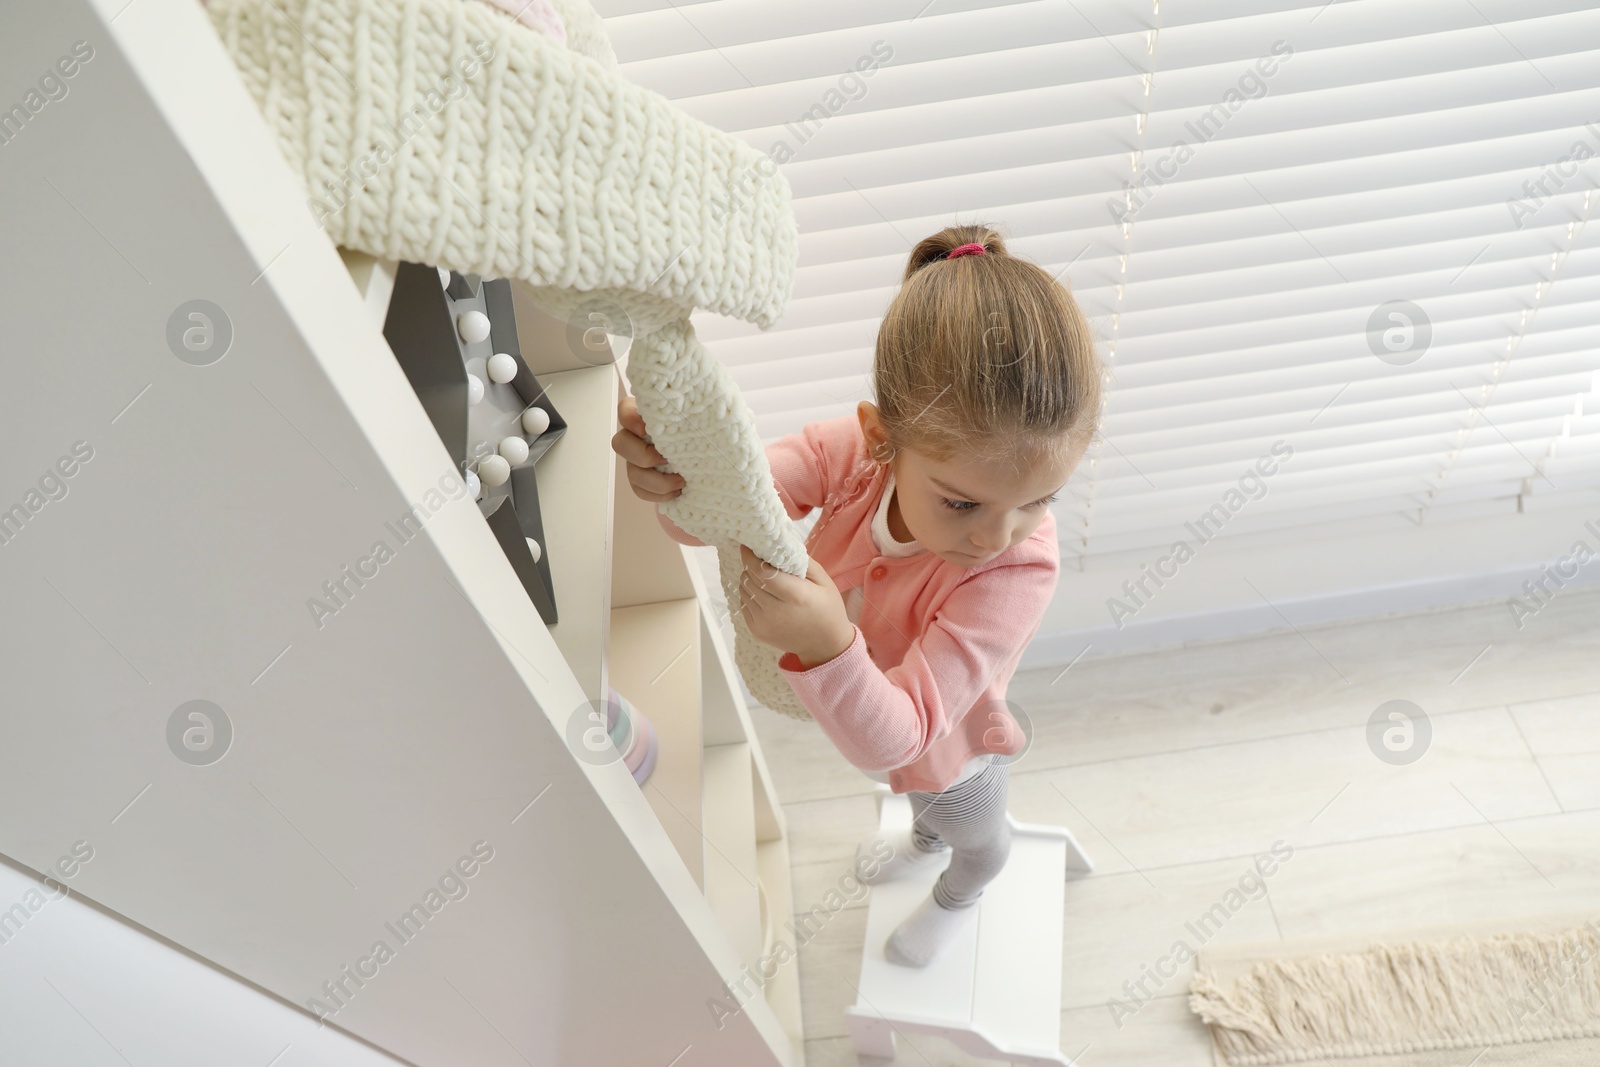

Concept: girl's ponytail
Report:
left=903, top=227, right=1008, bottom=281
left=876, top=223, right=1102, bottom=468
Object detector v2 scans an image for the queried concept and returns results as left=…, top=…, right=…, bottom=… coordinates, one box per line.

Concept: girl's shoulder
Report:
left=939, top=510, right=1060, bottom=607
left=795, top=412, right=869, bottom=460
left=783, top=412, right=874, bottom=487
left=925, top=512, right=1059, bottom=641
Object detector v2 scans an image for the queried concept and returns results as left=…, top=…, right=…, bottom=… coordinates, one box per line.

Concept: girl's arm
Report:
left=776, top=550, right=1059, bottom=773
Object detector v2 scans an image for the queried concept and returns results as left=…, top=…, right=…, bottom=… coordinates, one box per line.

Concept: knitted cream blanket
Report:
left=206, top=0, right=814, bottom=719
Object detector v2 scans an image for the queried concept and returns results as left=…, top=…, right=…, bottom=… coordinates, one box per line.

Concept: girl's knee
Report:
left=993, top=830, right=1013, bottom=869
left=950, top=831, right=1011, bottom=870
left=977, top=832, right=1011, bottom=868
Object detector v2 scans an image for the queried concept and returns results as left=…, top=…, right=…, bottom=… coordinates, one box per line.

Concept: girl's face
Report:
left=859, top=402, right=1084, bottom=568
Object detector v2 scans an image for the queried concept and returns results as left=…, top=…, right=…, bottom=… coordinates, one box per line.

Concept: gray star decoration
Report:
left=382, top=260, right=566, bottom=623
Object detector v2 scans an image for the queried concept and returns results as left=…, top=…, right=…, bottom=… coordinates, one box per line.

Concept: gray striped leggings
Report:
left=907, top=759, right=1012, bottom=910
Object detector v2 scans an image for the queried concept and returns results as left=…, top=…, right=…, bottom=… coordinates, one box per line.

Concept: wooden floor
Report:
left=746, top=585, right=1600, bottom=1067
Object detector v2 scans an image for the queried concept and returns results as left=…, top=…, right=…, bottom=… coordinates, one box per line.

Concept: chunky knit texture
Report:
left=624, top=319, right=811, bottom=719
left=201, top=0, right=569, bottom=41
left=539, top=0, right=614, bottom=67
left=207, top=0, right=812, bottom=719
left=205, top=0, right=795, bottom=327
left=477, top=0, right=567, bottom=46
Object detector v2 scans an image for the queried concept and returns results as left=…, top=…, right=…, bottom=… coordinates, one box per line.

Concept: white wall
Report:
left=1030, top=491, right=1600, bottom=663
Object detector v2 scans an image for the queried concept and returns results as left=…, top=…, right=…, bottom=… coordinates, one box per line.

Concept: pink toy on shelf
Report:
left=607, top=686, right=657, bottom=786
left=623, top=711, right=657, bottom=784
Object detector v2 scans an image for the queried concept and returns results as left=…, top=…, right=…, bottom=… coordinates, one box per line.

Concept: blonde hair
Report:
left=872, top=224, right=1102, bottom=472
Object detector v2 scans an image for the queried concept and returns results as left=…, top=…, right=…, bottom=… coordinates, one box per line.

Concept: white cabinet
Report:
left=0, top=2, right=801, bottom=1064
left=512, top=281, right=806, bottom=1053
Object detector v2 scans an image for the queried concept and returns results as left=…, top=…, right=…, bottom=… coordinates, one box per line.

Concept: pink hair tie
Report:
left=945, top=242, right=987, bottom=259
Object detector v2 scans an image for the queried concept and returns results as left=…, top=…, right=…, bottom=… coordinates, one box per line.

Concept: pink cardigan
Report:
left=655, top=413, right=1060, bottom=794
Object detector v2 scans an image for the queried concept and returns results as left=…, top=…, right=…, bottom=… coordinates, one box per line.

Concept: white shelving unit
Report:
left=0, top=3, right=804, bottom=1064
left=345, top=249, right=806, bottom=1054
left=610, top=434, right=803, bottom=1040
left=529, top=285, right=805, bottom=1049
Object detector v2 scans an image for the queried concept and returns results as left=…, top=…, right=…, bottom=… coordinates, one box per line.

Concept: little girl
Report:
left=614, top=224, right=1101, bottom=967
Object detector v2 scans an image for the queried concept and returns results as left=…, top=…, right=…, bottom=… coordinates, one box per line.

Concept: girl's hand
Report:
left=738, top=544, right=855, bottom=669
left=611, top=394, right=686, bottom=503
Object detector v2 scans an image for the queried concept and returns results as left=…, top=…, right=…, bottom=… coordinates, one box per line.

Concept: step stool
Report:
left=844, top=782, right=1092, bottom=1065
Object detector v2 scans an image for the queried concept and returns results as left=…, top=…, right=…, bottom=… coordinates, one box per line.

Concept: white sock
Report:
left=885, top=892, right=978, bottom=967
left=856, top=827, right=945, bottom=885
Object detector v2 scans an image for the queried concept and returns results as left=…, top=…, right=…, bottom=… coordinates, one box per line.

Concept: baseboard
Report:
left=1021, top=559, right=1600, bottom=668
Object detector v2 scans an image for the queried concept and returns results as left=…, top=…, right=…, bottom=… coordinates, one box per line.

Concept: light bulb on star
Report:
left=465, top=469, right=482, bottom=499
left=478, top=454, right=511, bottom=487
left=498, top=436, right=529, bottom=465
left=525, top=537, right=542, bottom=564
left=486, top=352, right=518, bottom=383
left=521, top=406, right=550, bottom=435
left=458, top=310, right=491, bottom=344
left=467, top=374, right=484, bottom=405
left=437, top=266, right=451, bottom=289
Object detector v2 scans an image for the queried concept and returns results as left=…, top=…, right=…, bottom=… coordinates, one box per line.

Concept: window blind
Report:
left=596, top=0, right=1600, bottom=565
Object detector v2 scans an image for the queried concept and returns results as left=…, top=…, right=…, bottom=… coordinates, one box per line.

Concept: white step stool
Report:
left=844, top=783, right=1093, bottom=1065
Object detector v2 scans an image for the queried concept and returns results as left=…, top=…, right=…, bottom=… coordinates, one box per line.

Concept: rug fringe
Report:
left=1189, top=921, right=1600, bottom=1064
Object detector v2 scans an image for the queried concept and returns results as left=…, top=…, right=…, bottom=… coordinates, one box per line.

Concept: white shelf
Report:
left=604, top=378, right=804, bottom=1040
left=612, top=442, right=699, bottom=607
left=608, top=598, right=704, bottom=888
left=537, top=363, right=619, bottom=706
left=328, top=221, right=805, bottom=1067
left=512, top=306, right=805, bottom=1062
left=336, top=248, right=396, bottom=329
left=694, top=580, right=788, bottom=843
left=702, top=742, right=761, bottom=969
left=429, top=266, right=806, bottom=1048
left=331, top=248, right=809, bottom=1058
left=757, top=834, right=804, bottom=1053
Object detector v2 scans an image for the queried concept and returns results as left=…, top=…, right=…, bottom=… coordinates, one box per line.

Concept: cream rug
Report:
left=1189, top=912, right=1600, bottom=1066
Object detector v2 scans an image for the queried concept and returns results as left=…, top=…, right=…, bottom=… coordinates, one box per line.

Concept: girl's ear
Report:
left=857, top=401, right=902, bottom=464
left=857, top=400, right=884, bottom=449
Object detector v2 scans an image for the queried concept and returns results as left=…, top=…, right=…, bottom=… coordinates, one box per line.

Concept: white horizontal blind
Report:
left=595, top=0, right=1600, bottom=565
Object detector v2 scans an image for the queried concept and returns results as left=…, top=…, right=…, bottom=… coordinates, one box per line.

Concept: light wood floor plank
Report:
left=1509, top=693, right=1600, bottom=810
left=1059, top=994, right=1214, bottom=1066
left=746, top=585, right=1600, bottom=1065
left=1265, top=815, right=1600, bottom=940
left=1038, top=707, right=1560, bottom=870
left=1057, top=859, right=1283, bottom=1012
